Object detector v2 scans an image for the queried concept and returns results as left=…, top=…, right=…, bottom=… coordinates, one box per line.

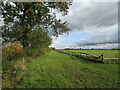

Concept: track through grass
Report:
left=16, top=50, right=119, bottom=88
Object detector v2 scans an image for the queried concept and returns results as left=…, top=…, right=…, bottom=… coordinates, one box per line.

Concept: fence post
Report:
left=116, top=54, right=117, bottom=58
left=102, top=54, right=103, bottom=60
left=101, top=54, right=104, bottom=63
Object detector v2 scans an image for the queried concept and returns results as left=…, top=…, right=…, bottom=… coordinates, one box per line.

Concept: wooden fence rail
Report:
left=58, top=50, right=120, bottom=64
left=58, top=50, right=104, bottom=63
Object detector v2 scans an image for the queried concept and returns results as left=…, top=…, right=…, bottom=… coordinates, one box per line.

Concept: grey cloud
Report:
left=53, top=2, right=118, bottom=49
left=75, top=24, right=118, bottom=47
left=51, top=23, right=119, bottom=49
left=78, top=43, right=119, bottom=49
left=57, top=2, right=118, bottom=31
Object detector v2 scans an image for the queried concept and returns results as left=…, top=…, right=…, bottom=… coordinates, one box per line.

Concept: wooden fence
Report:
left=103, top=58, right=120, bottom=64
left=58, top=50, right=120, bottom=64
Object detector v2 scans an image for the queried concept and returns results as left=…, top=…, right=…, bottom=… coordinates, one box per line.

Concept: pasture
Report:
left=16, top=50, right=119, bottom=88
left=65, top=49, right=120, bottom=58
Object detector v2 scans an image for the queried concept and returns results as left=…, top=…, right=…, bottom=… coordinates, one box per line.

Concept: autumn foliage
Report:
left=2, top=42, right=24, bottom=60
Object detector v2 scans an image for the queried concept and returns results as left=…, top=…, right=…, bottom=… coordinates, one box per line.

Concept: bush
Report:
left=2, top=58, right=25, bottom=88
left=2, top=42, right=25, bottom=88
left=24, top=46, right=51, bottom=57
left=2, top=42, right=24, bottom=60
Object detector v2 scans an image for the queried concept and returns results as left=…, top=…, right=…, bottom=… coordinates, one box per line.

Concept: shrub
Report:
left=24, top=46, right=52, bottom=57
left=2, top=58, right=25, bottom=88
left=2, top=42, right=24, bottom=60
left=2, top=42, right=25, bottom=88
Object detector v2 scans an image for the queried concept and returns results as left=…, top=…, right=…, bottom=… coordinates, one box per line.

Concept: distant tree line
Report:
left=64, top=48, right=120, bottom=50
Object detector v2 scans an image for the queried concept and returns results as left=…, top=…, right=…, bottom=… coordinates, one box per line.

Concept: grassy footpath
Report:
left=65, top=50, right=120, bottom=58
left=16, top=50, right=119, bottom=88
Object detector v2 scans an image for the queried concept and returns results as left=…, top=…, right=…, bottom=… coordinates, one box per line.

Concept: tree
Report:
left=28, top=27, right=52, bottom=48
left=1, top=1, right=72, bottom=48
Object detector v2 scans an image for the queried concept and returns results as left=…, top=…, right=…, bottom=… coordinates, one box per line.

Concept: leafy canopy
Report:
left=1, top=1, right=72, bottom=47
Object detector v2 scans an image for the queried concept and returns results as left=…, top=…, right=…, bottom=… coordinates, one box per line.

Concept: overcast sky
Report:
left=0, top=1, right=119, bottom=49
left=50, top=1, right=119, bottom=49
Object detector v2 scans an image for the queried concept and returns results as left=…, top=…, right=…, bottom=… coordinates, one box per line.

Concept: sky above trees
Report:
left=50, top=1, right=119, bottom=49
left=0, top=0, right=119, bottom=49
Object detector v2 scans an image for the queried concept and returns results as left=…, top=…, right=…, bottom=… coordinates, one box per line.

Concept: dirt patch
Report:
left=25, top=59, right=32, bottom=63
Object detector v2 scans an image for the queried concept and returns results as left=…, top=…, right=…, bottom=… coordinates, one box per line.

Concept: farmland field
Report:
left=16, top=50, right=119, bottom=88
left=65, top=49, right=120, bottom=58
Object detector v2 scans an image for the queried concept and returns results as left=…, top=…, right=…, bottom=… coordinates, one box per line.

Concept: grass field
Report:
left=16, top=50, right=119, bottom=88
left=65, top=49, right=120, bottom=58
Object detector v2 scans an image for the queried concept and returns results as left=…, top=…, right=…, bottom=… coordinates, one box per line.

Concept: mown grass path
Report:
left=16, top=51, right=119, bottom=88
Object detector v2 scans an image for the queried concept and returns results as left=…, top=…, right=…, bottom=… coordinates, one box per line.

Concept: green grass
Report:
left=16, top=50, right=119, bottom=88
left=65, top=49, right=120, bottom=58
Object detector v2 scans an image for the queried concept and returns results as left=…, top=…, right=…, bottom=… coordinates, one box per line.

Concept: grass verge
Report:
left=16, top=50, right=119, bottom=88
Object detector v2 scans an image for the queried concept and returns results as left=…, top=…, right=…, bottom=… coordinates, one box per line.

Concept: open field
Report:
left=65, top=49, right=120, bottom=58
left=16, top=50, right=119, bottom=88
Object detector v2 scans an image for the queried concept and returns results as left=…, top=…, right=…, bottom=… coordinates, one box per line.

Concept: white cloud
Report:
left=51, top=2, right=118, bottom=49
left=74, top=0, right=119, bottom=2
left=78, top=43, right=119, bottom=49
left=50, top=23, right=118, bottom=49
left=57, top=2, right=118, bottom=31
